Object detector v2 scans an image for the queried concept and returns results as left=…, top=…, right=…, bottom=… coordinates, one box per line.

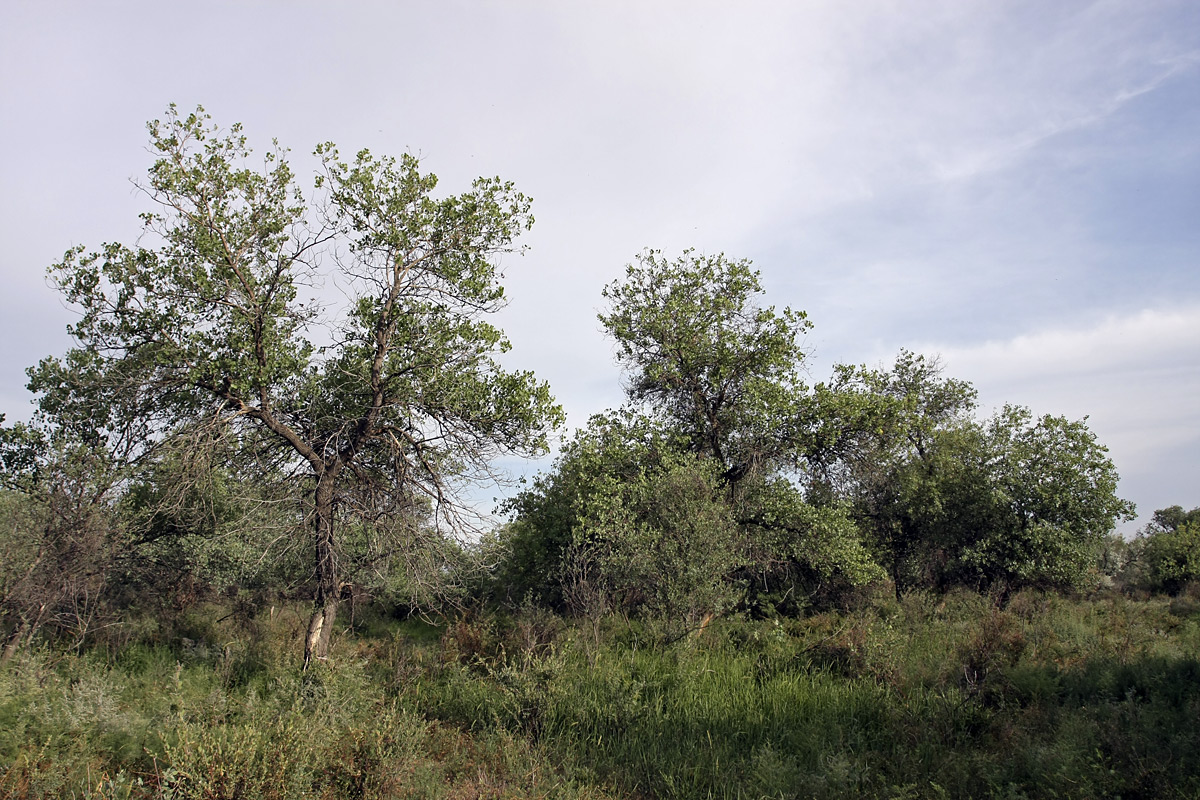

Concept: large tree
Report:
left=27, top=106, right=562, bottom=666
left=502, top=250, right=880, bottom=620
left=598, top=249, right=811, bottom=487
left=829, top=351, right=981, bottom=597
left=832, top=353, right=1134, bottom=599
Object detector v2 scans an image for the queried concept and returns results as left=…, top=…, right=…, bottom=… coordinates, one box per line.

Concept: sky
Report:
left=1, top=0, right=1197, bottom=533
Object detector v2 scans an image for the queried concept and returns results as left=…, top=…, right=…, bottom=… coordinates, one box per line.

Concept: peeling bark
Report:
left=303, top=474, right=340, bottom=669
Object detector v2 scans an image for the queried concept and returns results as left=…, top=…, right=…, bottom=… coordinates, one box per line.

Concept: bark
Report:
left=1, top=602, right=47, bottom=663
left=303, top=474, right=340, bottom=669
left=1, top=621, right=29, bottom=663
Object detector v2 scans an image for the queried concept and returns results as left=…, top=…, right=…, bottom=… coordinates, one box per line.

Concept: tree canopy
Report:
left=21, top=106, right=563, bottom=664
left=599, top=249, right=811, bottom=486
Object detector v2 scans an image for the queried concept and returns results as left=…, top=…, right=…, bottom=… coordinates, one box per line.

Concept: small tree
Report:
left=27, top=106, right=562, bottom=666
left=1138, top=506, right=1200, bottom=594
left=955, top=406, right=1135, bottom=599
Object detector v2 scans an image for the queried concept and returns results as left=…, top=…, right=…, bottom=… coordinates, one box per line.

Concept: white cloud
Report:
left=933, top=306, right=1200, bottom=388
left=923, top=305, right=1200, bottom=528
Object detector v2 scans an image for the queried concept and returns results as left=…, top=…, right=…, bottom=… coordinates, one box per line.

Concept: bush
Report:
left=1142, top=520, right=1200, bottom=595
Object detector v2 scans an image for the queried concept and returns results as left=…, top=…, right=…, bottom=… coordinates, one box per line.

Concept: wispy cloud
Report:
left=929, top=50, right=1200, bottom=183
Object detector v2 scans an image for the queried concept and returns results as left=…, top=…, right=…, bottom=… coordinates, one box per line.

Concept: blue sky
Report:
left=1, top=1, right=1197, bottom=531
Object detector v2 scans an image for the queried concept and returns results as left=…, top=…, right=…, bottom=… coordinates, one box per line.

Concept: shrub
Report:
left=1142, top=520, right=1200, bottom=595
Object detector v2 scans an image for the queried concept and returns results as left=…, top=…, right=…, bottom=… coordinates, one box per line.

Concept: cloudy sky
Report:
left=2, top=1, right=1197, bottom=531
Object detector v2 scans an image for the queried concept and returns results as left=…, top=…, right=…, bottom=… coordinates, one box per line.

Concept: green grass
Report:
left=2, top=592, right=1199, bottom=798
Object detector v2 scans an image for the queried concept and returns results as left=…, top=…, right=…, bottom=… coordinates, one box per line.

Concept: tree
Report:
left=828, top=351, right=980, bottom=597
left=1137, top=506, right=1200, bottom=594
left=954, top=406, right=1136, bottom=599
left=598, top=249, right=811, bottom=486
left=1141, top=505, right=1200, bottom=537
left=733, top=476, right=885, bottom=612
left=499, top=250, right=880, bottom=620
left=27, top=106, right=562, bottom=666
left=831, top=353, right=1133, bottom=600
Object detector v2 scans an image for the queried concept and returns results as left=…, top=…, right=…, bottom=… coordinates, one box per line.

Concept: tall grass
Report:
left=424, top=591, right=1200, bottom=799
left=0, top=606, right=607, bottom=799
left=2, top=591, right=1199, bottom=798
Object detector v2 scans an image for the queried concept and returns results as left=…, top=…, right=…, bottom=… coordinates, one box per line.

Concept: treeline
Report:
left=0, top=108, right=1196, bottom=661
left=491, top=250, right=1197, bottom=628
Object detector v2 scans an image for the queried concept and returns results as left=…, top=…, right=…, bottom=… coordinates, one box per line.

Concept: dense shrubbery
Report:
left=1137, top=506, right=1200, bottom=595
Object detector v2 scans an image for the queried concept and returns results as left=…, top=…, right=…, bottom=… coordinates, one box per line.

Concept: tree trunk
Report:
left=1, top=603, right=47, bottom=664
left=303, top=474, right=340, bottom=669
left=1, top=620, right=29, bottom=663
left=891, top=537, right=907, bottom=601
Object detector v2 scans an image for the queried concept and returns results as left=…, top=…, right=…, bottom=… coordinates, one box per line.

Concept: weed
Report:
left=4, top=595, right=1200, bottom=798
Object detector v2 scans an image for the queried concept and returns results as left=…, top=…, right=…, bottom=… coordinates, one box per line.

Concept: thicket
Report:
left=495, top=250, right=1137, bottom=623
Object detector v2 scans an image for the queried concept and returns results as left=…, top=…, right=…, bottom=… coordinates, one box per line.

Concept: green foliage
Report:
left=1141, top=513, right=1200, bottom=594
left=571, top=451, right=740, bottom=627
left=1144, top=505, right=1200, bottom=535
left=736, top=478, right=884, bottom=611
left=0, top=636, right=563, bottom=798
left=3, top=596, right=1200, bottom=799
left=34, top=104, right=561, bottom=483
left=1095, top=532, right=1141, bottom=589
left=0, top=415, right=47, bottom=493
left=497, top=410, right=683, bottom=608
left=830, top=351, right=981, bottom=595
left=423, top=596, right=1200, bottom=799
left=21, top=105, right=563, bottom=662
left=0, top=491, right=47, bottom=641
left=499, top=412, right=742, bottom=628
left=834, top=352, right=1134, bottom=599
left=501, top=250, right=882, bottom=621
left=599, top=248, right=811, bottom=482
left=119, top=431, right=307, bottom=596
left=954, top=406, right=1136, bottom=597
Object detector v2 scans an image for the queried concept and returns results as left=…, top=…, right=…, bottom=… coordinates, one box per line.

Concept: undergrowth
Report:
left=2, top=592, right=1199, bottom=798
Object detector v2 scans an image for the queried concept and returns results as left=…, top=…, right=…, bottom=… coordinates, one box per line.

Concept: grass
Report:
left=2, top=591, right=1199, bottom=798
